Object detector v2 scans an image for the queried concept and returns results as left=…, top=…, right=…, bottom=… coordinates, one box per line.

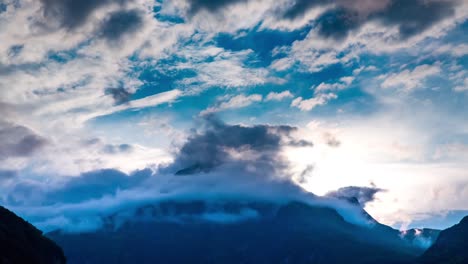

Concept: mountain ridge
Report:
left=48, top=199, right=429, bottom=264
left=0, top=205, right=66, bottom=264
left=418, top=215, right=468, bottom=264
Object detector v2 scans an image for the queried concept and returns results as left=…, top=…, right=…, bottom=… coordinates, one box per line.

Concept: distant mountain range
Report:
left=1, top=201, right=466, bottom=264
left=0, top=206, right=65, bottom=264
left=44, top=200, right=439, bottom=264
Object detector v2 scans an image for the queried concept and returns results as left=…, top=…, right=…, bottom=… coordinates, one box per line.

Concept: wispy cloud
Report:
left=291, top=93, right=337, bottom=111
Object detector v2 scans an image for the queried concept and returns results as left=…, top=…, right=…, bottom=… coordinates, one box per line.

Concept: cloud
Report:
left=1, top=0, right=466, bottom=234
left=186, top=0, right=248, bottom=15
left=375, top=0, right=456, bottom=39
left=39, top=0, right=131, bottom=30
left=279, top=0, right=391, bottom=21
left=45, top=169, right=152, bottom=204
left=177, top=48, right=269, bottom=92
left=314, top=76, right=354, bottom=94
left=315, top=8, right=362, bottom=40
left=323, top=132, right=341, bottom=147
left=1, top=116, right=378, bottom=233
left=454, top=78, right=468, bottom=92
left=280, top=0, right=327, bottom=20
left=200, top=94, right=262, bottom=115
left=0, top=122, right=47, bottom=160
left=102, top=143, right=134, bottom=154
left=99, top=9, right=144, bottom=42
left=291, top=93, right=337, bottom=111
left=380, top=64, right=441, bottom=91
left=265, top=90, right=293, bottom=101
left=326, top=185, right=385, bottom=206
left=279, top=0, right=457, bottom=40
left=270, top=0, right=465, bottom=74
left=90, top=89, right=183, bottom=119
left=167, top=115, right=298, bottom=176
left=105, top=87, right=133, bottom=105
left=296, top=164, right=314, bottom=184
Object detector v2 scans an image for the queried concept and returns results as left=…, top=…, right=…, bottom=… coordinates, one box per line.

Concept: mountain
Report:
left=400, top=228, right=440, bottom=250
left=418, top=216, right=468, bottom=264
left=0, top=206, right=66, bottom=264
left=48, top=200, right=426, bottom=264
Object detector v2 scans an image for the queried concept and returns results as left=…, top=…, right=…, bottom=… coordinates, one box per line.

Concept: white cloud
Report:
left=454, top=78, right=468, bottom=92
left=176, top=48, right=270, bottom=93
left=265, top=90, right=293, bottom=101
left=314, top=76, right=354, bottom=94
left=291, top=93, right=338, bottom=111
left=433, top=143, right=468, bottom=161
left=380, top=64, right=441, bottom=91
left=201, top=94, right=263, bottom=115
left=272, top=0, right=468, bottom=73
left=88, top=89, right=183, bottom=120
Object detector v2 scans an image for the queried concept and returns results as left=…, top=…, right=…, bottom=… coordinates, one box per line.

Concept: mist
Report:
left=1, top=116, right=372, bottom=233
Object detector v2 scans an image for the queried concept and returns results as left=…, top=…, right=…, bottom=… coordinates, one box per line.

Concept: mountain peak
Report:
left=419, top=214, right=468, bottom=263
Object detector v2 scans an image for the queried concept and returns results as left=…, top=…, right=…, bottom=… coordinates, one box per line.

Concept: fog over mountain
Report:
left=3, top=116, right=375, bottom=233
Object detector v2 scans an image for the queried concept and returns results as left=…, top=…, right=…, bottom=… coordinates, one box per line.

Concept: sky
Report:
left=0, top=0, right=468, bottom=232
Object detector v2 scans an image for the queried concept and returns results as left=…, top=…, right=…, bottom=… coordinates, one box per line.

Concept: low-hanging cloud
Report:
left=2, top=116, right=371, bottom=233
left=45, top=169, right=152, bottom=204
left=165, top=115, right=310, bottom=176
left=326, top=185, right=385, bottom=206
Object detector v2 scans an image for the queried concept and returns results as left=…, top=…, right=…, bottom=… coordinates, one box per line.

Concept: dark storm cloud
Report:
left=39, top=0, right=132, bottom=29
left=281, top=0, right=327, bottom=20
left=0, top=122, right=47, bottom=160
left=279, top=0, right=458, bottom=39
left=326, top=186, right=384, bottom=205
left=105, top=87, right=132, bottom=104
left=165, top=115, right=306, bottom=176
left=99, top=9, right=143, bottom=41
left=187, top=0, right=248, bottom=15
left=316, top=8, right=362, bottom=40
left=40, top=0, right=109, bottom=29
left=375, top=0, right=456, bottom=39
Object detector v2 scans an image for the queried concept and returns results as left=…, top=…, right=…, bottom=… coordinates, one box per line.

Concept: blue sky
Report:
left=0, top=0, right=467, bottom=231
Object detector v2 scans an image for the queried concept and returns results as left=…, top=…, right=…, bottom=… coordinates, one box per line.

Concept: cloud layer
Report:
left=0, top=116, right=374, bottom=232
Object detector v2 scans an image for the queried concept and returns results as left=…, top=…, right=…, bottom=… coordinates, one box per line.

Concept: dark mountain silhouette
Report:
left=418, top=216, right=468, bottom=264
left=0, top=206, right=66, bottom=264
left=48, top=200, right=428, bottom=264
left=400, top=228, right=440, bottom=250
